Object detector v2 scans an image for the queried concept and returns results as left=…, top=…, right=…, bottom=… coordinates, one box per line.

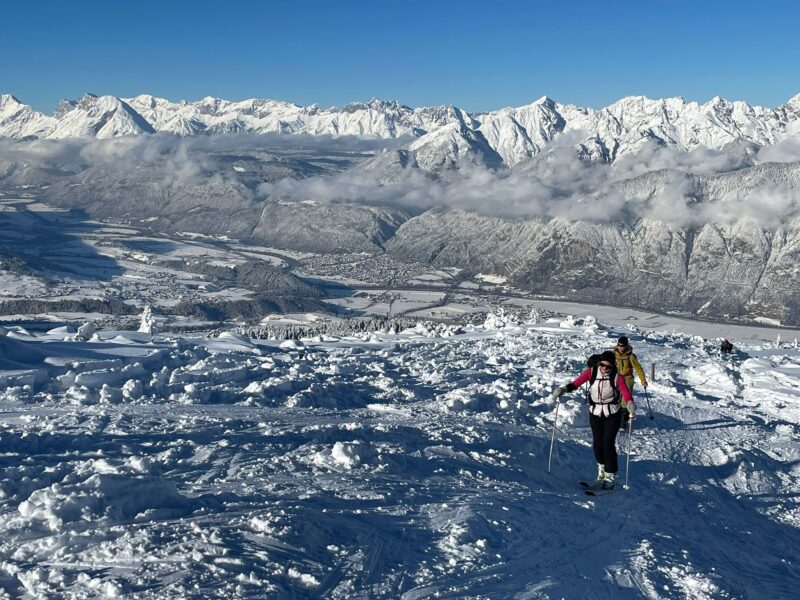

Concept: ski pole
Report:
left=548, top=399, right=560, bottom=473
left=624, top=418, right=633, bottom=489
left=644, top=388, right=654, bottom=420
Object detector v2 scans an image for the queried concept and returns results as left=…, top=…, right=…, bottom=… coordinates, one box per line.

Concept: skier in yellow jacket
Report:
left=614, top=336, right=647, bottom=424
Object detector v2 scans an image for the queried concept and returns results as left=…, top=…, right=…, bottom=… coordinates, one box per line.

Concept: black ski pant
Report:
left=589, top=409, right=623, bottom=473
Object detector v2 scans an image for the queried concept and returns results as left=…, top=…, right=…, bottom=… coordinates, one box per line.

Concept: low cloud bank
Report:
left=261, top=140, right=800, bottom=228
left=259, top=166, right=800, bottom=228
left=0, top=132, right=403, bottom=173
left=1, top=134, right=799, bottom=229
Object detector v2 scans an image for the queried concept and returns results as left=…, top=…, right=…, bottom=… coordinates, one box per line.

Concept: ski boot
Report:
left=593, top=463, right=606, bottom=486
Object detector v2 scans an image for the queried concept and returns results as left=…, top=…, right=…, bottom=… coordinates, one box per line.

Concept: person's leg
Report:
left=602, top=410, right=624, bottom=473
left=589, top=413, right=605, bottom=466
left=622, top=376, right=635, bottom=425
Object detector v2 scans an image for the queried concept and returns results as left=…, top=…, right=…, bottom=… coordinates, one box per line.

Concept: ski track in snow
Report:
left=0, top=316, right=798, bottom=599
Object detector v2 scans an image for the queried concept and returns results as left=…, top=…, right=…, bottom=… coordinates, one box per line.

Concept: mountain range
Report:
left=3, top=91, right=800, bottom=165
left=2, top=90, right=800, bottom=326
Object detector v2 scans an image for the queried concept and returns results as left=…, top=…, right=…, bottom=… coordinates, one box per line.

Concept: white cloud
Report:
left=756, top=139, right=800, bottom=164
left=2, top=134, right=799, bottom=229
left=258, top=144, right=800, bottom=228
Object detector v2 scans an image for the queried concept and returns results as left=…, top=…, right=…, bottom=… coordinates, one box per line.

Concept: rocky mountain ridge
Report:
left=385, top=165, right=800, bottom=325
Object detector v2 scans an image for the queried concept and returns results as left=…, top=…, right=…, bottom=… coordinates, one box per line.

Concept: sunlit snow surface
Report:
left=0, top=316, right=798, bottom=599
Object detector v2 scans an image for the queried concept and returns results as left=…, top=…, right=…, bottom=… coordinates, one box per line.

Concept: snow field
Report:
left=0, top=315, right=798, bottom=598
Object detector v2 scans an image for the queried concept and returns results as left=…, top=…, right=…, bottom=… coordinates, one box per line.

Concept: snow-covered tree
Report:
left=138, top=305, right=157, bottom=339
left=76, top=321, right=97, bottom=341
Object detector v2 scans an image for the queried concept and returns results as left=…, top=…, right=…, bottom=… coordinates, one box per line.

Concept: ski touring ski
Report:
left=584, top=488, right=615, bottom=497
left=579, top=480, right=603, bottom=490
left=580, top=480, right=615, bottom=496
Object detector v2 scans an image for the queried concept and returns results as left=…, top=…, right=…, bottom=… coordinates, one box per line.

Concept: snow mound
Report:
left=312, top=441, right=377, bottom=470
left=279, top=339, right=305, bottom=350
left=18, top=473, right=191, bottom=531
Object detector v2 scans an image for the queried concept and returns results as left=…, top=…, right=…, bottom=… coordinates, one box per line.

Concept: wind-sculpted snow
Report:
left=0, top=316, right=798, bottom=598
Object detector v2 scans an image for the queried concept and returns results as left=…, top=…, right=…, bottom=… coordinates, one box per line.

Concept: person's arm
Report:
left=552, top=368, right=592, bottom=399
left=566, top=368, right=592, bottom=391
left=631, top=353, right=647, bottom=388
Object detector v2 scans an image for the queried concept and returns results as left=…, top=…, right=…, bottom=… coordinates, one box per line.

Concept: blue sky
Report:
left=2, top=0, right=798, bottom=113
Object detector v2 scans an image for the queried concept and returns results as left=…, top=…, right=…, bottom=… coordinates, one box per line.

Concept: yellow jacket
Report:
left=614, top=346, right=647, bottom=387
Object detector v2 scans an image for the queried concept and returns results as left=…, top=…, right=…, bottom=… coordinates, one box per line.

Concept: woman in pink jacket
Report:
left=552, top=350, right=635, bottom=489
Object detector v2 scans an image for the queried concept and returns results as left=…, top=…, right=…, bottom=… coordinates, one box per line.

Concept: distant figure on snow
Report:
left=720, top=338, right=734, bottom=354
left=551, top=350, right=634, bottom=489
left=613, top=336, right=647, bottom=425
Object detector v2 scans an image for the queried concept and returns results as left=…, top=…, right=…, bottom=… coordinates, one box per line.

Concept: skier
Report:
left=720, top=338, right=734, bottom=354
left=552, top=350, right=635, bottom=489
left=613, top=336, right=647, bottom=425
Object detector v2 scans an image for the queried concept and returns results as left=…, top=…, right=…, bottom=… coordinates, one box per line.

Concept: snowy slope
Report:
left=408, top=122, right=505, bottom=172
left=0, top=313, right=797, bottom=598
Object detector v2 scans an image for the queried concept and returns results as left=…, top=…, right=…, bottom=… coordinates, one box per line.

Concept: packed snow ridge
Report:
left=3, top=91, right=800, bottom=164
left=0, top=312, right=797, bottom=598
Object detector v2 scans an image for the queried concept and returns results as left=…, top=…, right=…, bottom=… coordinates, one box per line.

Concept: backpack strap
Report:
left=587, top=368, right=620, bottom=407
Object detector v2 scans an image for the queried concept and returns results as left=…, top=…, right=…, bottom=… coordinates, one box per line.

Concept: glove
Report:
left=642, top=381, right=648, bottom=390
left=551, top=386, right=567, bottom=400
left=627, top=402, right=637, bottom=420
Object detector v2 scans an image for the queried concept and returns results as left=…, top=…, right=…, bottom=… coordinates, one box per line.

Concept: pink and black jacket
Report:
left=564, top=354, right=633, bottom=417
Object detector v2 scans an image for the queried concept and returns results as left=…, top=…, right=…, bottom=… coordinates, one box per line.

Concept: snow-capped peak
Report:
left=408, top=120, right=503, bottom=172
left=47, top=94, right=155, bottom=139
left=0, top=93, right=55, bottom=138
left=0, top=93, right=24, bottom=109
